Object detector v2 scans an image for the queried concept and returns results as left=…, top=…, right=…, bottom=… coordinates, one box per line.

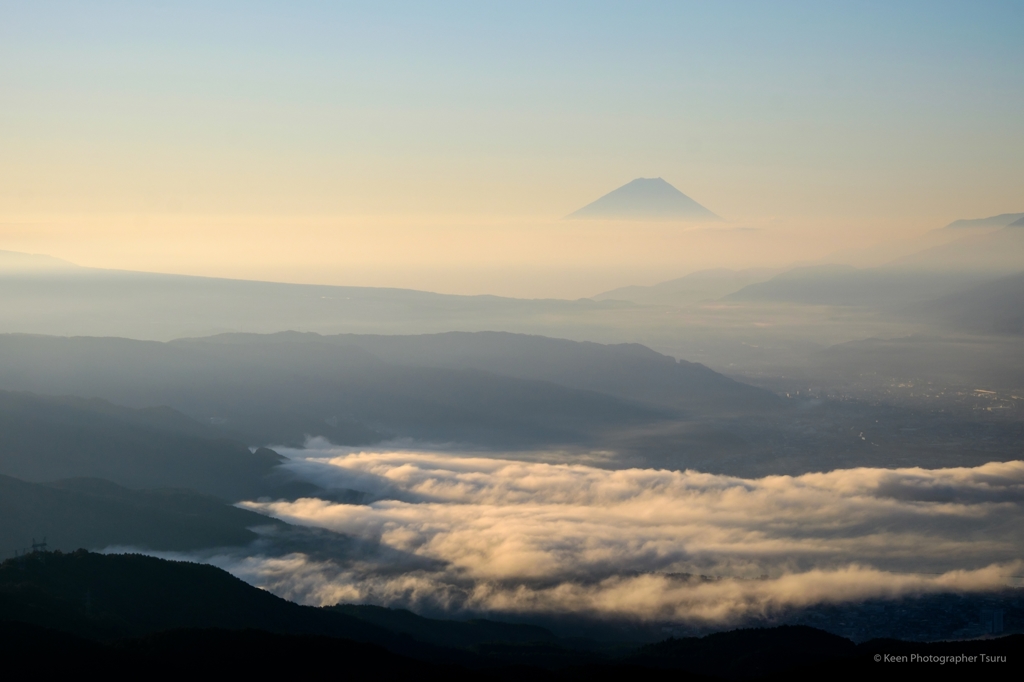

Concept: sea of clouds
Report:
left=167, top=443, right=1024, bottom=624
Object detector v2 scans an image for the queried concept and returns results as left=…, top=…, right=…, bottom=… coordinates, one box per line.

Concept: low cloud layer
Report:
left=212, top=446, right=1024, bottom=622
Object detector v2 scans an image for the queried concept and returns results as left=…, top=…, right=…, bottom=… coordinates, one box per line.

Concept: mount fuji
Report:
left=567, top=177, right=720, bottom=221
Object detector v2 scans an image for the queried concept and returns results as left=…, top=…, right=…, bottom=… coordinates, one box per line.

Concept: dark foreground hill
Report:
left=628, top=627, right=1023, bottom=680
left=9, top=621, right=1019, bottom=680
left=0, top=550, right=396, bottom=642
left=1, top=623, right=709, bottom=680
left=1, top=551, right=1020, bottom=680
left=0, top=550, right=584, bottom=669
left=0, top=622, right=487, bottom=679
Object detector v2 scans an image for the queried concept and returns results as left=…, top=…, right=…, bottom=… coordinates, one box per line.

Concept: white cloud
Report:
left=229, top=446, right=1024, bottom=622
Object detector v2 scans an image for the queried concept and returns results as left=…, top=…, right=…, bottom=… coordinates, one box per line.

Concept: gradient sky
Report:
left=1, top=1, right=1022, bottom=295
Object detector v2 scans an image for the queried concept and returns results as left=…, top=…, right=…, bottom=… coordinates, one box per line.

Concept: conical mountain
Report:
left=567, top=178, right=720, bottom=221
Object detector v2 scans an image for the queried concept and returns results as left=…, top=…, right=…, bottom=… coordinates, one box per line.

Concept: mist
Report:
left=3, top=3, right=1024, bottom=670
left=161, top=444, right=1024, bottom=624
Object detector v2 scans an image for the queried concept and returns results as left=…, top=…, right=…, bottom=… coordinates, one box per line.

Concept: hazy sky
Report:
left=2, top=1, right=1022, bottom=295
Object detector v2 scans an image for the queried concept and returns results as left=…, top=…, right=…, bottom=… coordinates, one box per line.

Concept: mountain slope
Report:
left=0, top=391, right=283, bottom=499
left=4, top=552, right=1021, bottom=678
left=567, top=178, right=720, bottom=221
left=0, top=551, right=587, bottom=671
left=331, top=331, right=780, bottom=413
left=0, top=261, right=628, bottom=341
left=0, top=550, right=399, bottom=641
left=0, top=250, right=80, bottom=273
left=725, top=265, right=993, bottom=307
left=593, top=268, right=782, bottom=306
left=941, top=213, right=1024, bottom=230
left=891, top=225, right=1024, bottom=273
left=7, top=626, right=478, bottom=678
left=917, top=270, right=1024, bottom=335
left=0, top=475, right=277, bottom=557
left=0, top=333, right=676, bottom=448
left=332, top=603, right=559, bottom=649
left=627, top=625, right=856, bottom=678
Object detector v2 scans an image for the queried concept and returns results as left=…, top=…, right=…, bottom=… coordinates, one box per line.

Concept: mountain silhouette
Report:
left=940, top=213, right=1024, bottom=230
left=567, top=178, right=720, bottom=221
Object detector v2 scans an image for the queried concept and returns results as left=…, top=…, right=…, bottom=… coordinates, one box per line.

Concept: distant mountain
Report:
left=918, top=270, right=1024, bottom=336
left=0, top=334, right=673, bottom=449
left=825, top=212, right=1024, bottom=273
left=334, top=331, right=780, bottom=413
left=823, top=213, right=1024, bottom=268
left=891, top=225, right=1024, bottom=273
left=567, top=178, right=720, bottom=221
left=940, top=213, right=1024, bottom=230
left=0, top=331, right=779, bottom=450
left=0, top=258, right=633, bottom=341
left=593, top=268, right=783, bottom=306
left=0, top=250, right=80, bottom=273
left=817, top=216, right=1024, bottom=284
left=724, top=265, right=992, bottom=307
left=811, top=334, right=1024, bottom=390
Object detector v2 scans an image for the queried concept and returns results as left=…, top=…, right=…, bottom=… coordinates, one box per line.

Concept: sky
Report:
left=2, top=1, right=1022, bottom=296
